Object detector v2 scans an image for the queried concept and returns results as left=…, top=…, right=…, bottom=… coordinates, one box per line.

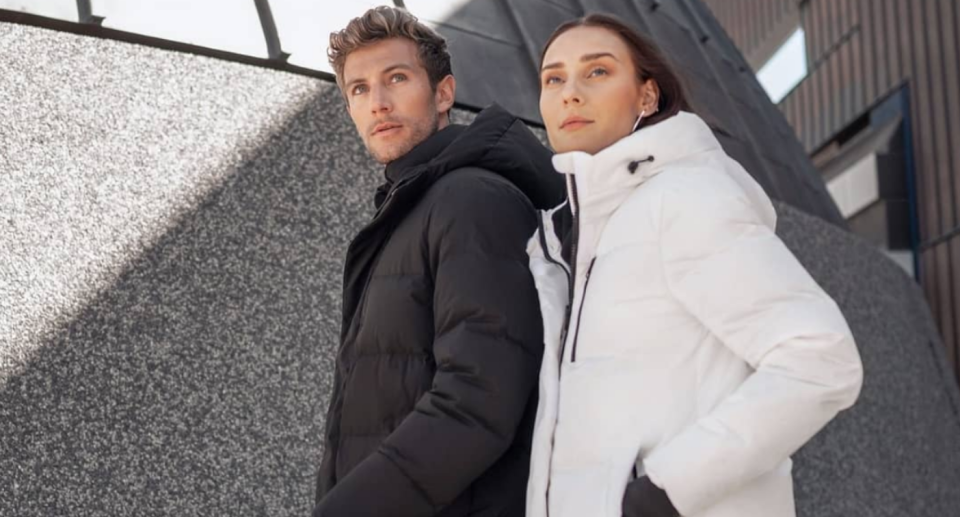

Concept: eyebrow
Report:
left=344, top=63, right=416, bottom=90
left=540, top=52, right=619, bottom=72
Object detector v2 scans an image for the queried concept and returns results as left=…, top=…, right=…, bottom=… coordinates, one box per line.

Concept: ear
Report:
left=435, top=74, right=456, bottom=115
left=637, top=78, right=661, bottom=114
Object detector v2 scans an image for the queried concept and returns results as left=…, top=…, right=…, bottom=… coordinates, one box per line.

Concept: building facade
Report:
left=705, top=0, right=960, bottom=384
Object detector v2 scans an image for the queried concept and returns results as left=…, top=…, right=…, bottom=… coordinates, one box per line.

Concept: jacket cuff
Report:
left=622, top=475, right=679, bottom=517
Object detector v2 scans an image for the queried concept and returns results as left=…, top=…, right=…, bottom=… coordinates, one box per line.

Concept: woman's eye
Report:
left=543, top=75, right=562, bottom=85
left=588, top=67, right=608, bottom=78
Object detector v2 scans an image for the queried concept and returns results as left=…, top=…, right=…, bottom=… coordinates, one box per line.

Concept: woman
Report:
left=525, top=14, right=863, bottom=517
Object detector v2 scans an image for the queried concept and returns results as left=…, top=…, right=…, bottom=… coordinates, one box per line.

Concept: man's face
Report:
left=342, top=38, right=449, bottom=164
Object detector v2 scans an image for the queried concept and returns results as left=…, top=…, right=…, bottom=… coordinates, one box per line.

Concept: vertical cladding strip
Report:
left=922, top=251, right=940, bottom=357
left=912, top=0, right=940, bottom=240
left=904, top=0, right=944, bottom=363
left=800, top=80, right=813, bottom=152
left=947, top=0, right=960, bottom=249
left=810, top=0, right=825, bottom=149
left=937, top=243, right=956, bottom=373
left=860, top=0, right=875, bottom=104
left=800, top=3, right=815, bottom=151
left=840, top=0, right=854, bottom=123
left=827, top=0, right=841, bottom=137
left=884, top=0, right=901, bottom=90
left=849, top=0, right=864, bottom=115
left=817, top=0, right=832, bottom=149
left=935, top=0, right=960, bottom=231
left=927, top=0, right=960, bottom=362
left=926, top=0, right=956, bottom=233
left=874, top=0, right=890, bottom=97
left=895, top=0, right=912, bottom=81
left=953, top=236, right=960, bottom=382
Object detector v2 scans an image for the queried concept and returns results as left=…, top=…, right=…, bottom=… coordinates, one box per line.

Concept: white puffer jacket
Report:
left=525, top=112, right=863, bottom=517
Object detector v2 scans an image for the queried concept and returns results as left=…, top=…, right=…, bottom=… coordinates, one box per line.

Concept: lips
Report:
left=372, top=122, right=403, bottom=136
left=560, top=116, right=593, bottom=130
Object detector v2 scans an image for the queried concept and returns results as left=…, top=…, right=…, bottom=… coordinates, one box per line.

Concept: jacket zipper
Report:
left=328, top=181, right=407, bottom=484
left=569, top=257, right=596, bottom=363
left=560, top=174, right=581, bottom=363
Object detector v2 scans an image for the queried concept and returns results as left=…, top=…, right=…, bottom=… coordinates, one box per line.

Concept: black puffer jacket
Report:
left=314, top=105, right=565, bottom=517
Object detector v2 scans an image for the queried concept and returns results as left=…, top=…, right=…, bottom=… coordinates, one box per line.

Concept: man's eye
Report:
left=391, top=73, right=407, bottom=83
left=351, top=84, right=368, bottom=96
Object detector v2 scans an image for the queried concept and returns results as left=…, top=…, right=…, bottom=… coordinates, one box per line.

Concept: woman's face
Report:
left=539, top=26, right=659, bottom=155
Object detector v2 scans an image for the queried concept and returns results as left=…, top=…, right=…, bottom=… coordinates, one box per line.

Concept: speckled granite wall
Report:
left=1, top=22, right=958, bottom=517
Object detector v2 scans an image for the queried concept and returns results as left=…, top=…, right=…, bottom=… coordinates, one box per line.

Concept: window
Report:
left=756, top=28, right=808, bottom=103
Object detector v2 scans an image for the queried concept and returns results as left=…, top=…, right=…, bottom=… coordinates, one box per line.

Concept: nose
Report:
left=369, top=85, right=392, bottom=115
left=561, top=78, right=583, bottom=105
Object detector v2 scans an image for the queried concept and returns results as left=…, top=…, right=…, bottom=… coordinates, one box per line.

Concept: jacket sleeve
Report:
left=312, top=173, right=544, bottom=517
left=641, top=173, right=863, bottom=516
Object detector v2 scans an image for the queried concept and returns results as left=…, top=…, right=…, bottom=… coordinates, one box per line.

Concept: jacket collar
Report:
left=551, top=111, right=720, bottom=222
left=384, top=124, right=465, bottom=185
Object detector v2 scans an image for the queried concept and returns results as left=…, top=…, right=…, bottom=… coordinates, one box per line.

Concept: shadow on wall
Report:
left=0, top=89, right=383, bottom=516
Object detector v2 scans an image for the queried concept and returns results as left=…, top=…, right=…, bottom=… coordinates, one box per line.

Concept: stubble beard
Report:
left=367, top=108, right=440, bottom=164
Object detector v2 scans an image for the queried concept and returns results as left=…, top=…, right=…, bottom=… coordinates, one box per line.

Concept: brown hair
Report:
left=540, top=14, right=691, bottom=129
left=328, top=6, right=452, bottom=98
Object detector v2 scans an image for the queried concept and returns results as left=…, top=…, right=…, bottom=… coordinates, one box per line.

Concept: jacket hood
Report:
left=383, top=104, right=565, bottom=210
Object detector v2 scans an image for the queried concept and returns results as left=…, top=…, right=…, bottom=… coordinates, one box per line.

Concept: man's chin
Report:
left=368, top=140, right=415, bottom=164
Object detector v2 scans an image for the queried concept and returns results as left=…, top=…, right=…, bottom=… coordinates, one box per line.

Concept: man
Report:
left=314, top=6, right=565, bottom=517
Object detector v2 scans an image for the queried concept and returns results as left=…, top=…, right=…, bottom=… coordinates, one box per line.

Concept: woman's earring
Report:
left=632, top=110, right=646, bottom=132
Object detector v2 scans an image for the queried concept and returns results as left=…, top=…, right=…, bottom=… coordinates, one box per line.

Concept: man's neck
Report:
left=384, top=123, right=463, bottom=184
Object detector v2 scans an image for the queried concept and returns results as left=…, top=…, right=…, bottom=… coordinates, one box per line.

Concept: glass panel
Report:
left=0, top=0, right=79, bottom=22
left=757, top=27, right=808, bottom=103
left=270, top=1, right=390, bottom=72
left=93, top=0, right=267, bottom=57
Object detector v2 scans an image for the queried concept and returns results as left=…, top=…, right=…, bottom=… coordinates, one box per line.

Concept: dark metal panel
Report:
left=405, top=0, right=523, bottom=46
left=501, top=0, right=578, bottom=70
left=648, top=16, right=715, bottom=84
left=432, top=25, right=541, bottom=122
left=539, top=0, right=583, bottom=16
